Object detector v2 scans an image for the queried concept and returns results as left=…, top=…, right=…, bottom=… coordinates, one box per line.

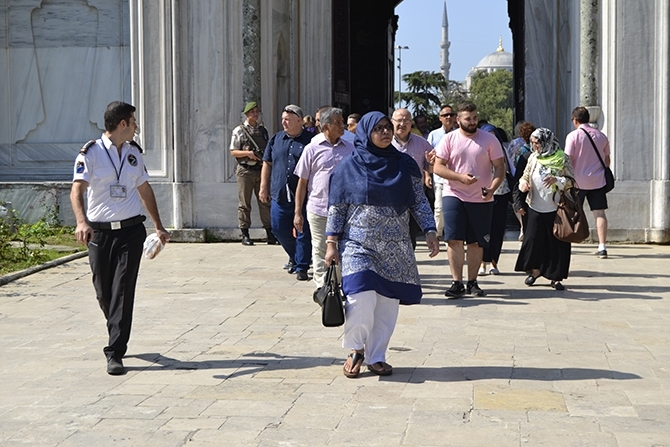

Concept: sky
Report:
left=394, top=0, right=513, bottom=86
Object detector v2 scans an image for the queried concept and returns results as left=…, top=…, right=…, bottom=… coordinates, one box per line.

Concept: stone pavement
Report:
left=1, top=240, right=669, bottom=447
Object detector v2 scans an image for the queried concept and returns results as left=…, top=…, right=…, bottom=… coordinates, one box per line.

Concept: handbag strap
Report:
left=580, top=127, right=607, bottom=170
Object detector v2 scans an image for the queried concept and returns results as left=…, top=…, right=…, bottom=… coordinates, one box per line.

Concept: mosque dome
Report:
left=465, top=37, right=513, bottom=90
left=475, top=42, right=513, bottom=70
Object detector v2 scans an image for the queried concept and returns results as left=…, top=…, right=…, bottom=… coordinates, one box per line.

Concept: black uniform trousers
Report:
left=88, top=223, right=146, bottom=360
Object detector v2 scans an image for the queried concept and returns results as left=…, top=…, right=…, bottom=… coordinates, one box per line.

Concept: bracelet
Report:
left=326, top=240, right=338, bottom=246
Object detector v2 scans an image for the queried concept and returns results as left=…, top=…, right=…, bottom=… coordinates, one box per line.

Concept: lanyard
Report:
left=102, top=141, right=126, bottom=185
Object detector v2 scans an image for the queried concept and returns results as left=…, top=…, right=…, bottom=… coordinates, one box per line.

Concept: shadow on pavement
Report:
left=383, top=366, right=642, bottom=383
left=127, top=351, right=338, bottom=379
left=127, top=353, right=641, bottom=384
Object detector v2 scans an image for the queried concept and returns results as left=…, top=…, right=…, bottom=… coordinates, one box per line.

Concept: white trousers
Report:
left=433, top=181, right=444, bottom=238
left=307, top=211, right=328, bottom=288
left=342, top=290, right=400, bottom=365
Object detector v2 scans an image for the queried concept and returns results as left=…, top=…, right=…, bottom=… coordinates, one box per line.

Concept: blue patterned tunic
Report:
left=326, top=176, right=436, bottom=304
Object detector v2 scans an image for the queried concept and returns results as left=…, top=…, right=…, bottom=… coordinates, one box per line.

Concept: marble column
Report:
left=580, top=0, right=600, bottom=121
left=243, top=0, right=262, bottom=105
left=650, top=0, right=670, bottom=242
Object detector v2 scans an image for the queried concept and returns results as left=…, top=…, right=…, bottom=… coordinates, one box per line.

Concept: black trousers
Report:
left=515, top=208, right=571, bottom=281
left=409, top=185, right=435, bottom=249
left=483, top=192, right=512, bottom=263
left=88, top=223, right=146, bottom=360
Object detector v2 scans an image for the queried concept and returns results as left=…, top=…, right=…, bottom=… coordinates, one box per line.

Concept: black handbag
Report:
left=315, top=264, right=345, bottom=327
left=581, top=128, right=615, bottom=193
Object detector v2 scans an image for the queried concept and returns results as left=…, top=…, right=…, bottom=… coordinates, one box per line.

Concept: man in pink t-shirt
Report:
left=433, top=102, right=504, bottom=298
left=564, top=106, right=611, bottom=259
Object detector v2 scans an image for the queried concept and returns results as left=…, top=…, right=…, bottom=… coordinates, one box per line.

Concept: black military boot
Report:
left=266, top=228, right=279, bottom=245
left=241, top=229, right=254, bottom=246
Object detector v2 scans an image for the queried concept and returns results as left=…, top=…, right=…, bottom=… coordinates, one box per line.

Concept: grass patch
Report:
left=0, top=226, right=87, bottom=276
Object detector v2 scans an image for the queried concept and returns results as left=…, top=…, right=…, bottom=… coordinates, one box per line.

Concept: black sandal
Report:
left=343, top=351, right=364, bottom=378
left=367, top=361, right=393, bottom=376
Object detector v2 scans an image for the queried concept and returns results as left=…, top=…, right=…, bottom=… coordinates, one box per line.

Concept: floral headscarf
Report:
left=531, top=127, right=561, bottom=157
left=531, top=127, right=566, bottom=173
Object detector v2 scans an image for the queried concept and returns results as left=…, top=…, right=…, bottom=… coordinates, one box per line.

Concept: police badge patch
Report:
left=76, top=161, right=85, bottom=174
left=127, top=154, right=138, bottom=166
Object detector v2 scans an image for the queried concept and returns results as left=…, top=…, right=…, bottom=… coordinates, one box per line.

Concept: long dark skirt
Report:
left=514, top=207, right=571, bottom=281
left=483, top=192, right=511, bottom=263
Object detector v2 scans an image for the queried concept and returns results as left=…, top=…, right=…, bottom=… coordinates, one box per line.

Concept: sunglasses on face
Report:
left=283, top=108, right=300, bottom=117
left=440, top=113, right=456, bottom=118
left=371, top=123, right=393, bottom=133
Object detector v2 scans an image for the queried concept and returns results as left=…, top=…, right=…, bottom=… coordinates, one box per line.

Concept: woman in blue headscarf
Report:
left=325, top=111, right=440, bottom=378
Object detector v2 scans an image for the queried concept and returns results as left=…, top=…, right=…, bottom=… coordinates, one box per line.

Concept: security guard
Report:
left=229, top=101, right=276, bottom=245
left=70, top=101, right=170, bottom=375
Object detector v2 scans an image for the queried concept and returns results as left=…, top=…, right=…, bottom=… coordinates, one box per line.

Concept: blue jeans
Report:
left=271, top=200, right=312, bottom=272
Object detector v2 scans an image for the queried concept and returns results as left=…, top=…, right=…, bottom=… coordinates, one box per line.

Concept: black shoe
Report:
left=595, top=249, right=608, bottom=259
left=551, top=281, right=566, bottom=291
left=466, top=280, right=485, bottom=297
left=283, top=260, right=294, bottom=270
left=296, top=270, right=309, bottom=281
left=525, top=275, right=538, bottom=286
left=444, top=281, right=465, bottom=299
left=107, top=357, right=125, bottom=375
left=266, top=230, right=279, bottom=245
left=313, top=288, right=322, bottom=304
left=241, top=229, right=254, bottom=246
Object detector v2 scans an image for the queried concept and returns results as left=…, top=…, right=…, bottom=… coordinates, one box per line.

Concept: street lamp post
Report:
left=395, top=45, right=409, bottom=108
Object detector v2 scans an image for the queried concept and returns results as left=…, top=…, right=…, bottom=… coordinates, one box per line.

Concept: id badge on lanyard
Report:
left=110, top=184, right=127, bottom=198
left=104, top=142, right=128, bottom=199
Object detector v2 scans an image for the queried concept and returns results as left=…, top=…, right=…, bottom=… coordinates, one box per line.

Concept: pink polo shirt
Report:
left=564, top=124, right=610, bottom=191
left=435, top=129, right=504, bottom=203
left=293, top=133, right=355, bottom=217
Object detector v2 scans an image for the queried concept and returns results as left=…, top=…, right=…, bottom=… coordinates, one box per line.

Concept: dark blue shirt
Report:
left=263, top=129, right=314, bottom=203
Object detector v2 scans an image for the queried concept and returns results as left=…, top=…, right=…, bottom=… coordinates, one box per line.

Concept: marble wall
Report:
left=521, top=0, right=670, bottom=241
left=0, top=0, right=130, bottom=181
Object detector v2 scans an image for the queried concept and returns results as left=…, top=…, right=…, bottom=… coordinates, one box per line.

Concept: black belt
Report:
left=239, top=163, right=262, bottom=170
left=89, top=215, right=146, bottom=230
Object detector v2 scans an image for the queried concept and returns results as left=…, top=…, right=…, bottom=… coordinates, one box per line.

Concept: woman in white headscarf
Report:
left=514, top=128, right=575, bottom=291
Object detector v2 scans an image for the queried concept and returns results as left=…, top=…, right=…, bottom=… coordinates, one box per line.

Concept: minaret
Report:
left=439, top=1, right=451, bottom=81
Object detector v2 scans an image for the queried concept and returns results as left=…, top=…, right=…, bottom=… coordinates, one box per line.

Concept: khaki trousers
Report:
left=236, top=165, right=270, bottom=229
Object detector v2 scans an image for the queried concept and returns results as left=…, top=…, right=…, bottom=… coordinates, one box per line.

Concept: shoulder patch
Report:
left=129, top=140, right=144, bottom=153
left=79, top=140, right=96, bottom=154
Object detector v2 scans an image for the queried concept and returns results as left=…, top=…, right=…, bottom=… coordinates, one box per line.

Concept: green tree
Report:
left=396, top=70, right=446, bottom=118
left=395, top=71, right=471, bottom=130
left=468, top=70, right=514, bottom=138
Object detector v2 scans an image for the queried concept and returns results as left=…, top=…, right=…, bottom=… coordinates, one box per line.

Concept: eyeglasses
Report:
left=392, top=118, right=411, bottom=124
left=371, top=124, right=394, bottom=133
left=440, top=113, right=456, bottom=118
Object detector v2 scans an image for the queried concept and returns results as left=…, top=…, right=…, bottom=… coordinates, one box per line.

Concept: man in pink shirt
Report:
left=294, top=107, right=354, bottom=298
left=565, top=106, right=611, bottom=258
left=433, top=102, right=505, bottom=298
left=391, top=108, right=434, bottom=249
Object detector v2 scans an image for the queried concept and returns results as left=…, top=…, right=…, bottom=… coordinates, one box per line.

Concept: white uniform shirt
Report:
left=72, top=134, right=150, bottom=222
